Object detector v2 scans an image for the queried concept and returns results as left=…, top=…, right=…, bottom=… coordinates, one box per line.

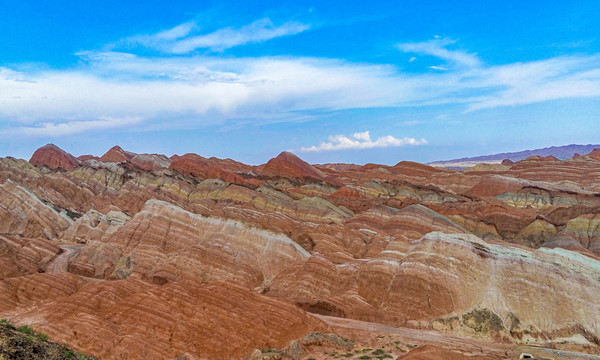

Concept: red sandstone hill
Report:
left=587, top=148, right=600, bottom=160
left=99, top=145, right=136, bottom=163
left=261, top=151, right=343, bottom=186
left=4, top=144, right=600, bottom=359
left=169, top=153, right=262, bottom=186
left=29, top=144, right=80, bottom=170
left=262, top=151, right=328, bottom=180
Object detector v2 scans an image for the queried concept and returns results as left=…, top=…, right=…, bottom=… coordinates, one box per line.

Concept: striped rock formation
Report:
left=29, top=144, right=80, bottom=170
left=0, top=144, right=595, bottom=358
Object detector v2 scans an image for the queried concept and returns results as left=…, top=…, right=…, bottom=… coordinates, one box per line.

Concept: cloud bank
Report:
left=299, top=131, right=427, bottom=152
left=1, top=24, right=600, bottom=138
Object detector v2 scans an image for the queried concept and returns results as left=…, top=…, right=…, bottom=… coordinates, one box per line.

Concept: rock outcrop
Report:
left=262, top=151, right=331, bottom=183
left=268, top=232, right=600, bottom=349
left=5, top=278, right=326, bottom=360
left=67, top=200, right=310, bottom=286
left=99, top=145, right=135, bottom=163
left=129, top=153, right=171, bottom=171
left=0, top=179, right=73, bottom=239
left=29, top=144, right=79, bottom=170
left=1, top=144, right=600, bottom=358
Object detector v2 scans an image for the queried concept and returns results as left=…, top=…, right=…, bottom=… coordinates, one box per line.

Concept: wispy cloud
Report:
left=6, top=116, right=142, bottom=137
left=429, top=65, right=450, bottom=71
left=299, top=131, right=427, bottom=152
left=127, top=18, right=309, bottom=53
left=397, top=38, right=481, bottom=68
left=464, top=56, right=600, bottom=111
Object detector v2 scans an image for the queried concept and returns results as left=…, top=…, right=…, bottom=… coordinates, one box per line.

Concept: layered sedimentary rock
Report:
left=544, top=213, right=600, bottom=255
left=29, top=144, right=80, bottom=170
left=466, top=175, right=524, bottom=198
left=169, top=153, right=262, bottom=186
left=67, top=200, right=310, bottom=286
left=0, top=236, right=61, bottom=278
left=62, top=209, right=130, bottom=244
left=4, top=278, right=326, bottom=360
left=268, top=232, right=600, bottom=349
left=0, top=144, right=599, bottom=358
left=99, top=145, right=135, bottom=163
left=262, top=151, right=333, bottom=183
left=0, top=179, right=73, bottom=239
left=586, top=148, right=600, bottom=160
left=129, top=153, right=171, bottom=171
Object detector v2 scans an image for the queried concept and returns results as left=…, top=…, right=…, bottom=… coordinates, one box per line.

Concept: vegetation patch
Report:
left=302, top=332, right=355, bottom=351
left=0, top=319, right=97, bottom=360
left=461, top=308, right=505, bottom=333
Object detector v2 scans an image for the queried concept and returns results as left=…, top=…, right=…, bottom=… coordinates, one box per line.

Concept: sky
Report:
left=1, top=0, right=599, bottom=164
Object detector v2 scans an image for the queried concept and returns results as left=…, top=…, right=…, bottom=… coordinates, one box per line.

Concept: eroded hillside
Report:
left=1, top=144, right=600, bottom=359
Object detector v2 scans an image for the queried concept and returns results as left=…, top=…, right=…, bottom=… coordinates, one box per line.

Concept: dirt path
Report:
left=46, top=245, right=81, bottom=273
left=314, top=314, right=600, bottom=359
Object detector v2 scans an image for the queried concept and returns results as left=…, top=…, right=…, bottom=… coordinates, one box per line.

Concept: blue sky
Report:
left=1, top=0, right=599, bottom=164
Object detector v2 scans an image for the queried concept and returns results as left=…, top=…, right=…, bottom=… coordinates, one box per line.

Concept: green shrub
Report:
left=0, top=318, right=15, bottom=330
left=63, top=348, right=75, bottom=359
left=18, top=325, right=35, bottom=336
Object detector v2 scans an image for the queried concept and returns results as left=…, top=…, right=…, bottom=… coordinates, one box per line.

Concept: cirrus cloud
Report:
left=126, top=18, right=309, bottom=53
left=397, top=38, right=481, bottom=68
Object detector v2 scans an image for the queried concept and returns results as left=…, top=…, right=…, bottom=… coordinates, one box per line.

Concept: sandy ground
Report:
left=314, top=314, right=600, bottom=360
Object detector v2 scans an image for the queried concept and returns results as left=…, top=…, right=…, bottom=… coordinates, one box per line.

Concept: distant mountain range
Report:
left=429, top=144, right=600, bottom=168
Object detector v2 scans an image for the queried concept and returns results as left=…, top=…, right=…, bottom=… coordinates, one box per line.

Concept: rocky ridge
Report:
left=0, top=144, right=600, bottom=359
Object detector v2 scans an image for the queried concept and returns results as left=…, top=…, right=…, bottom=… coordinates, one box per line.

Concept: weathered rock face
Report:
left=99, top=145, right=135, bottom=163
left=262, top=151, right=330, bottom=182
left=466, top=175, right=524, bottom=198
left=67, top=200, right=310, bottom=286
left=269, top=232, right=600, bottom=350
left=169, top=153, right=262, bottom=187
left=128, top=153, right=171, bottom=171
left=586, top=148, right=600, bottom=160
left=29, top=144, right=80, bottom=170
left=3, top=277, right=326, bottom=360
left=1, top=144, right=600, bottom=358
left=0, top=179, right=73, bottom=239
left=0, top=236, right=61, bottom=279
left=545, top=213, right=600, bottom=255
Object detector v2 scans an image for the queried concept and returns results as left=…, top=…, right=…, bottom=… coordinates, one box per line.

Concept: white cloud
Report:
left=1, top=38, right=600, bottom=137
left=7, top=116, right=142, bottom=137
left=127, top=18, right=309, bottom=53
left=299, top=131, right=428, bottom=152
left=397, top=38, right=481, bottom=68
left=429, top=65, right=450, bottom=71
left=153, top=22, right=197, bottom=41
left=464, top=56, right=600, bottom=111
